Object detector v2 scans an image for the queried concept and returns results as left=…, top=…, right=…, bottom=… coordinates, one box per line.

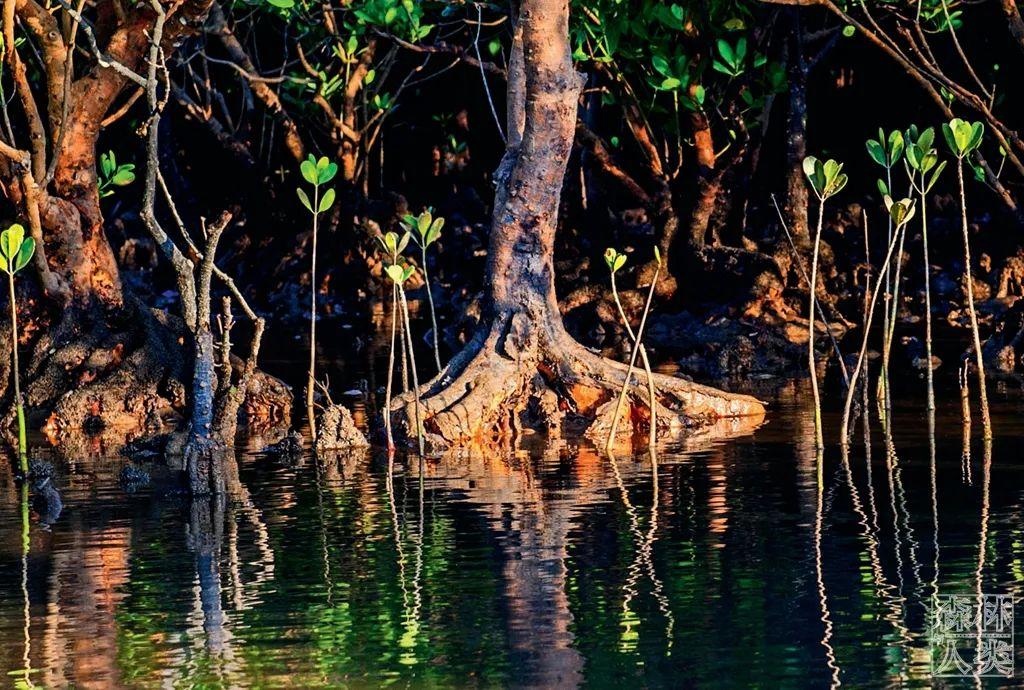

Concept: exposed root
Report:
left=5, top=297, right=291, bottom=447
left=389, top=313, right=765, bottom=449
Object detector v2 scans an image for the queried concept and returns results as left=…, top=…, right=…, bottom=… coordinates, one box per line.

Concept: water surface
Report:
left=1, top=382, right=1022, bottom=688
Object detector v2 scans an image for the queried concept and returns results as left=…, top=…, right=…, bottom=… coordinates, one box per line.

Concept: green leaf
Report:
left=603, top=248, right=619, bottom=272
left=716, top=39, right=735, bottom=67
left=417, top=211, right=432, bottom=236
left=426, top=217, right=444, bottom=245
left=802, top=156, right=823, bottom=195
left=111, top=167, right=135, bottom=186
left=14, top=236, right=34, bottom=272
left=614, top=254, right=626, bottom=272
left=296, top=188, right=312, bottom=212
left=941, top=121, right=958, bottom=155
left=364, top=69, right=376, bottom=85
left=396, top=232, right=411, bottom=255
left=0, top=224, right=25, bottom=260
left=967, top=121, right=984, bottom=153
left=734, top=37, right=747, bottom=64
left=660, top=77, right=681, bottom=90
left=318, top=188, right=336, bottom=213
left=385, top=264, right=406, bottom=284
left=300, top=157, right=318, bottom=185
left=402, top=265, right=416, bottom=282
left=318, top=161, right=338, bottom=185
left=693, top=84, right=706, bottom=105
left=905, top=143, right=921, bottom=170
left=651, top=55, right=671, bottom=77
left=877, top=178, right=889, bottom=196
left=267, top=0, right=294, bottom=8
left=653, top=246, right=661, bottom=265
left=865, top=139, right=885, bottom=168
left=842, top=25, right=856, bottom=37
left=887, top=130, right=904, bottom=163
left=925, top=160, right=947, bottom=193
left=100, top=152, right=115, bottom=177
left=918, top=126, right=935, bottom=151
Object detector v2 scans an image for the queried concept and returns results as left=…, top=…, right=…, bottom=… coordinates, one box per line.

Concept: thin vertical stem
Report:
left=384, top=283, right=399, bottom=450
left=607, top=268, right=660, bottom=450
left=20, top=482, right=30, bottom=687
left=956, top=159, right=992, bottom=439
left=422, top=244, right=441, bottom=372
left=809, top=200, right=825, bottom=450
left=307, top=185, right=319, bottom=439
left=398, top=287, right=424, bottom=456
left=841, top=219, right=904, bottom=443
left=920, top=180, right=935, bottom=411
left=8, top=267, right=25, bottom=472
left=880, top=165, right=894, bottom=416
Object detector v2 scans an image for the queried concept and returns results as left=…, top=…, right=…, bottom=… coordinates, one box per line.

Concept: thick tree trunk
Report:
left=388, top=0, right=764, bottom=448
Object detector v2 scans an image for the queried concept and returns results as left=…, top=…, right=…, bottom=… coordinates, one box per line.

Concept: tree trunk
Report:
left=388, top=0, right=764, bottom=448
left=784, top=13, right=810, bottom=247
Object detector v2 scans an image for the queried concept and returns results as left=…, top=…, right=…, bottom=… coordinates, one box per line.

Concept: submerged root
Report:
left=388, top=313, right=765, bottom=450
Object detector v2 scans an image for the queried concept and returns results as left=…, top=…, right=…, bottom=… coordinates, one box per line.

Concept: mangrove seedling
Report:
left=1, top=224, right=35, bottom=472
left=803, top=156, right=848, bottom=449
left=942, top=118, right=991, bottom=438
left=297, top=154, right=338, bottom=439
left=605, top=247, right=660, bottom=451
left=840, top=198, right=916, bottom=442
left=904, top=125, right=946, bottom=411
left=865, top=129, right=905, bottom=415
left=402, top=209, right=445, bottom=373
left=386, top=262, right=424, bottom=456
left=97, top=151, right=136, bottom=197
left=377, top=231, right=411, bottom=450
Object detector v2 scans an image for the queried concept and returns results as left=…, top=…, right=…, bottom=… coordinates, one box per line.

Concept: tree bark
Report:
left=784, top=12, right=810, bottom=246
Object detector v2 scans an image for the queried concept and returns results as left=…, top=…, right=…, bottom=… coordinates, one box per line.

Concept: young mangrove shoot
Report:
left=378, top=231, right=411, bottom=451
left=904, top=125, right=946, bottom=412
left=840, top=198, right=915, bottom=443
left=296, top=154, right=338, bottom=439
left=943, top=118, right=991, bottom=438
left=865, top=129, right=905, bottom=415
left=605, top=247, right=661, bottom=451
left=1, top=224, right=35, bottom=472
left=386, top=262, right=424, bottom=456
left=803, top=156, right=848, bottom=449
left=402, top=209, right=445, bottom=373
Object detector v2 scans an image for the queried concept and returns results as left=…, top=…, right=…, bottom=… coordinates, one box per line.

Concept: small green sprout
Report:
left=603, top=247, right=627, bottom=273
left=883, top=195, right=916, bottom=227
left=904, top=126, right=947, bottom=194
left=944, top=118, right=991, bottom=436
left=98, top=151, right=136, bottom=198
left=802, top=155, right=848, bottom=449
left=904, top=125, right=945, bottom=412
left=802, top=156, right=848, bottom=201
left=385, top=261, right=424, bottom=456
left=605, top=246, right=660, bottom=451
left=297, top=154, right=338, bottom=439
left=377, top=230, right=411, bottom=260
left=1, top=223, right=34, bottom=471
left=401, top=209, right=445, bottom=371
left=942, top=118, right=984, bottom=159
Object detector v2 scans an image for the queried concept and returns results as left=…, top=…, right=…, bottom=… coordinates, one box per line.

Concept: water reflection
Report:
left=0, top=389, right=1022, bottom=687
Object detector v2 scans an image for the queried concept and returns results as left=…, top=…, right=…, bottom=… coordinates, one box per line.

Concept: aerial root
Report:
left=387, top=326, right=766, bottom=450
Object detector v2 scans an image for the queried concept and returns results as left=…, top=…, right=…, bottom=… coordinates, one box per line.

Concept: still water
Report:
left=1, top=381, right=1022, bottom=688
